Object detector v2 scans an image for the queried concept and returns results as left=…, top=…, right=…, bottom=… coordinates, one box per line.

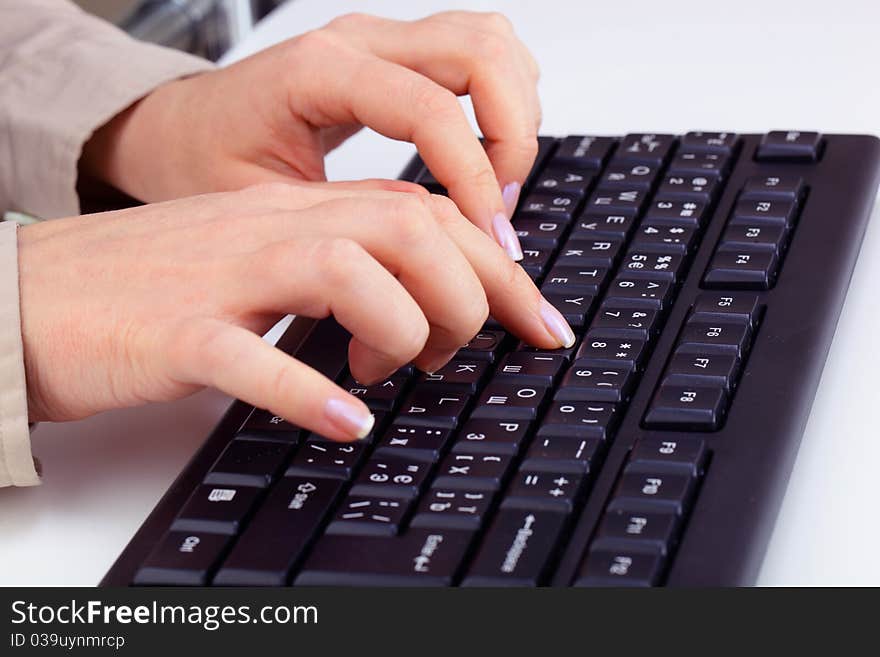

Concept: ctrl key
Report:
left=574, top=547, right=665, bottom=587
left=134, top=531, right=230, bottom=586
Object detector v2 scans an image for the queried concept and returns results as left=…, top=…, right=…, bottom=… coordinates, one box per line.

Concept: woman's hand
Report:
left=18, top=183, right=573, bottom=440
left=80, top=11, right=540, bottom=260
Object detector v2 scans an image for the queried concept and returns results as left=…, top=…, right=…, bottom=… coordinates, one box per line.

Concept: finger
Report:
left=168, top=318, right=374, bottom=442
left=292, top=37, right=523, bottom=259
left=425, top=195, right=575, bottom=350
left=237, top=236, right=431, bottom=384
left=328, top=12, right=541, bottom=212
left=238, top=195, right=491, bottom=374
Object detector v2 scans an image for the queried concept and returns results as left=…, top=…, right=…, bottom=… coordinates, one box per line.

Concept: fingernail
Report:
left=492, top=212, right=524, bottom=261
left=540, top=298, right=576, bottom=348
left=325, top=397, right=375, bottom=439
left=501, top=181, right=521, bottom=217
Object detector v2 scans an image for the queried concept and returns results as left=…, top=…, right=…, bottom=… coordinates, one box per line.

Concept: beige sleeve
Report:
left=0, top=0, right=216, bottom=486
left=0, top=0, right=214, bottom=219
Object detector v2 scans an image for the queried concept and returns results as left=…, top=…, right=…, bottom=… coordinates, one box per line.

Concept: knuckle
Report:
left=293, top=28, right=340, bottom=56
left=326, top=11, right=373, bottom=31
left=473, top=30, right=509, bottom=60
left=399, top=316, right=431, bottom=360
left=413, top=84, right=461, bottom=124
left=481, top=11, right=514, bottom=33
left=389, top=195, right=436, bottom=246
left=244, top=181, right=295, bottom=201
left=315, top=238, right=367, bottom=284
left=426, top=194, right=462, bottom=226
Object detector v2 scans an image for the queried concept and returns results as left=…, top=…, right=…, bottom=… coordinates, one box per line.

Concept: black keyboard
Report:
left=103, top=132, right=880, bottom=587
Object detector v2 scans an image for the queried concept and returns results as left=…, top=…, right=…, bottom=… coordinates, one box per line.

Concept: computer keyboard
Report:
left=102, top=131, right=880, bottom=587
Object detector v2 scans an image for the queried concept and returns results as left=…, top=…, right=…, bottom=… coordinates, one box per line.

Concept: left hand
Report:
left=81, top=11, right=541, bottom=259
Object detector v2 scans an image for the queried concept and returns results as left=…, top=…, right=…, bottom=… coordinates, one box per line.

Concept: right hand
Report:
left=18, top=182, right=575, bottom=441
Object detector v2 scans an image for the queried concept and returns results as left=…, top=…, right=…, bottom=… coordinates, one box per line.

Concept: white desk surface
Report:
left=2, top=0, right=879, bottom=586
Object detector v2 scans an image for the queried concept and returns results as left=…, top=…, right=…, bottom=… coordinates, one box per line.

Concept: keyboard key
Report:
left=574, top=547, right=665, bottom=587
left=350, top=456, right=432, bottom=499
left=512, top=217, right=567, bottom=246
left=599, top=162, right=659, bottom=189
left=628, top=436, right=709, bottom=475
left=620, top=250, right=685, bottom=281
left=731, top=198, right=796, bottom=226
left=237, top=408, right=301, bottom=443
left=376, top=424, right=453, bottom=461
left=703, top=248, right=778, bottom=289
left=205, top=440, right=293, bottom=488
left=458, top=330, right=506, bottom=362
left=411, top=489, right=495, bottom=530
left=518, top=190, right=581, bottom=220
left=678, top=318, right=751, bottom=357
left=503, top=471, right=586, bottom=512
left=756, top=131, right=822, bottom=162
left=590, top=304, right=660, bottom=339
left=419, top=359, right=488, bottom=393
left=680, top=131, right=739, bottom=153
left=594, top=508, right=679, bottom=553
left=609, top=470, right=698, bottom=514
left=496, top=352, right=566, bottom=387
left=584, top=186, right=647, bottom=215
left=556, top=362, right=635, bottom=403
left=691, top=292, right=761, bottom=327
left=472, top=382, right=550, bottom=421
left=642, top=199, right=707, bottom=227
left=555, top=237, right=623, bottom=268
left=539, top=401, right=621, bottom=439
left=285, top=438, right=367, bottom=479
left=342, top=372, right=408, bottom=412
left=575, top=333, right=647, bottom=369
left=533, top=166, right=595, bottom=196
left=740, top=175, right=804, bottom=200
left=326, top=495, right=413, bottom=536
left=462, top=509, right=569, bottom=586
left=606, top=274, right=673, bottom=309
left=616, top=133, right=675, bottom=164
left=541, top=292, right=595, bottom=329
left=668, top=151, right=730, bottom=176
left=296, top=528, right=475, bottom=586
left=516, top=341, right=578, bottom=361
left=643, top=383, right=727, bottom=431
left=212, top=476, right=344, bottom=586
left=398, top=385, right=472, bottom=428
left=171, top=484, right=262, bottom=535
left=452, top=418, right=532, bottom=455
left=665, top=348, right=739, bottom=390
left=554, top=135, right=616, bottom=168
left=432, top=452, right=514, bottom=491
left=519, top=242, right=556, bottom=277
left=720, top=221, right=787, bottom=252
left=521, top=434, right=602, bottom=474
left=570, top=212, right=637, bottom=239
left=656, top=173, right=720, bottom=202
left=631, top=222, right=698, bottom=254
left=134, top=531, right=231, bottom=586
left=542, top=264, right=609, bottom=294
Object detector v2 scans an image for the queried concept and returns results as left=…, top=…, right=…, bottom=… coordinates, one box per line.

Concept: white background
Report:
left=1, top=0, right=878, bottom=585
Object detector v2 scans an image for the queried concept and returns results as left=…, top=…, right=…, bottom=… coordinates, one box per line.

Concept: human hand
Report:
left=80, top=11, right=541, bottom=260
left=18, top=183, right=573, bottom=440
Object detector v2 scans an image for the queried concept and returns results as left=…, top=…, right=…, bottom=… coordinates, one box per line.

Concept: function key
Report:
left=720, top=222, right=787, bottom=253
left=731, top=198, right=796, bottom=226
left=599, top=162, right=659, bottom=189
left=668, top=151, right=730, bottom=176
left=616, top=134, right=676, bottom=165
left=665, top=348, right=739, bottom=392
left=610, top=470, right=698, bottom=514
left=642, top=199, right=707, bottom=227
left=594, top=508, right=679, bottom=553
left=678, top=317, right=751, bottom=358
left=554, top=135, right=616, bottom=168
left=643, top=383, right=727, bottom=431
left=756, top=131, right=822, bottom=162
left=703, top=248, right=778, bottom=290
left=740, top=175, right=804, bottom=200
left=656, top=173, right=720, bottom=203
left=533, top=166, right=595, bottom=196
left=691, top=292, right=761, bottom=326
left=680, top=131, right=739, bottom=154
left=628, top=435, right=709, bottom=475
left=574, top=547, right=665, bottom=587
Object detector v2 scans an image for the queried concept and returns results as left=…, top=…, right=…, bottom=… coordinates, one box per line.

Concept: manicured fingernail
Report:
left=325, top=397, right=375, bottom=439
left=492, top=212, right=524, bottom=261
left=540, top=298, right=576, bottom=348
left=501, top=181, right=521, bottom=217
